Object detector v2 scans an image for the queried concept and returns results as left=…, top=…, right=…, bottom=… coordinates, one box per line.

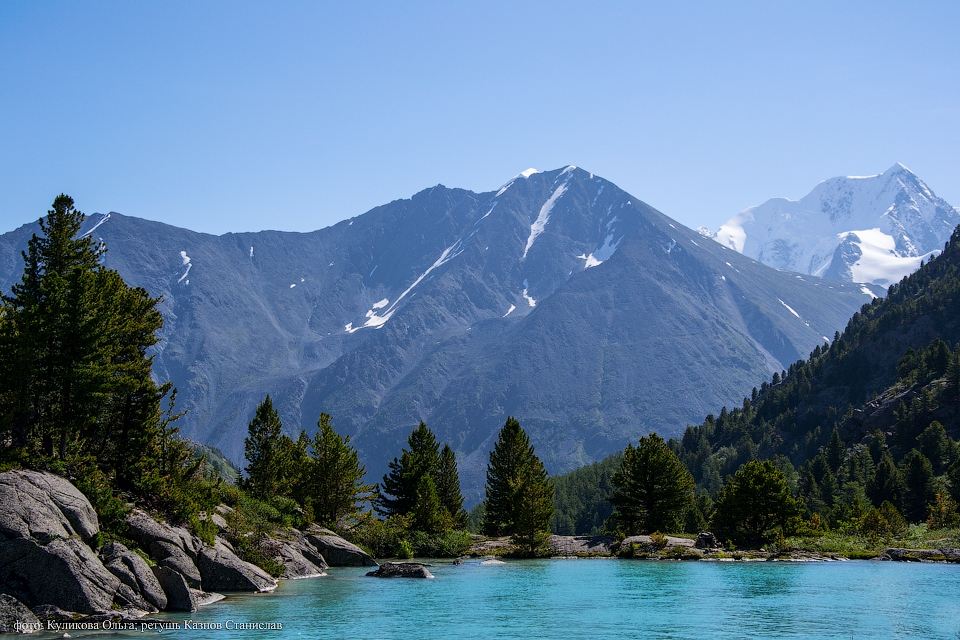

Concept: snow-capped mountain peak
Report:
left=714, top=164, right=959, bottom=287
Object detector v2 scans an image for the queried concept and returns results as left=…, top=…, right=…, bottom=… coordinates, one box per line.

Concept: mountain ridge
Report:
left=0, top=167, right=879, bottom=503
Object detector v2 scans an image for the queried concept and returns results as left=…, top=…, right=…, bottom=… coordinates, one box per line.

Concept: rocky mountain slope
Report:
left=0, top=167, right=879, bottom=502
left=713, top=164, right=959, bottom=287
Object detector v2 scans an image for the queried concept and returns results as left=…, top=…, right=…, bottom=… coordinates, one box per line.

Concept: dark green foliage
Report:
left=900, top=449, right=936, bottom=523
left=437, top=444, right=467, bottom=529
left=243, top=395, right=287, bottom=500
left=868, top=451, right=906, bottom=511
left=551, top=453, right=620, bottom=535
left=712, top=460, right=800, bottom=545
left=917, top=421, right=955, bottom=474
left=301, top=413, right=374, bottom=528
left=0, top=195, right=220, bottom=529
left=376, top=421, right=440, bottom=518
left=607, top=433, right=694, bottom=535
left=483, top=417, right=554, bottom=553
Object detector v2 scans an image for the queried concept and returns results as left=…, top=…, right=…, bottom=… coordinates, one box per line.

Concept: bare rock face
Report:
left=196, top=541, right=277, bottom=592
left=305, top=528, right=377, bottom=567
left=0, top=537, right=120, bottom=614
left=0, top=470, right=99, bottom=543
left=366, top=562, right=434, bottom=578
left=99, top=542, right=167, bottom=611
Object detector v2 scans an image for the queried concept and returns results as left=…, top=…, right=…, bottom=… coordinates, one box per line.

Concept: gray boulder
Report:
left=150, top=541, right=202, bottom=588
left=151, top=566, right=196, bottom=612
left=0, top=470, right=99, bottom=543
left=305, top=529, right=377, bottom=567
left=366, top=562, right=434, bottom=578
left=196, top=541, right=277, bottom=592
left=0, top=594, right=40, bottom=634
left=125, top=510, right=199, bottom=560
left=0, top=537, right=120, bottom=614
left=99, top=542, right=167, bottom=611
left=271, top=539, right=327, bottom=579
left=695, top=532, right=719, bottom=549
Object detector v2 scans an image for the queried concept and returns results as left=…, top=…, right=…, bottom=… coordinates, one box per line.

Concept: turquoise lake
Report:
left=52, top=559, right=960, bottom=639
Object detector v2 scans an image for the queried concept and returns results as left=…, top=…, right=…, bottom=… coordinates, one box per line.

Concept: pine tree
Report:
left=302, top=413, right=373, bottom=528
left=436, top=444, right=467, bottom=529
left=376, top=421, right=441, bottom=518
left=607, top=433, right=695, bottom=535
left=244, top=395, right=285, bottom=500
left=482, top=417, right=554, bottom=553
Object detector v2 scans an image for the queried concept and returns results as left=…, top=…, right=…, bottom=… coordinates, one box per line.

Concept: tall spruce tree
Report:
left=376, top=421, right=441, bottom=517
left=607, top=433, right=694, bottom=535
left=243, top=395, right=286, bottom=500
left=482, top=417, right=554, bottom=552
left=302, top=413, right=373, bottom=528
left=711, top=459, right=800, bottom=544
left=437, top=443, right=467, bottom=529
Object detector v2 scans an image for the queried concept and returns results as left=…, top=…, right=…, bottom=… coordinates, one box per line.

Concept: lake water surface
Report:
left=60, top=559, right=960, bottom=639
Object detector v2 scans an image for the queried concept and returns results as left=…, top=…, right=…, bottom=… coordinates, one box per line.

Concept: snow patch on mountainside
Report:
left=177, top=251, right=192, bottom=283
left=713, top=163, right=958, bottom=287
left=81, top=213, right=111, bottom=238
left=522, top=174, right=572, bottom=260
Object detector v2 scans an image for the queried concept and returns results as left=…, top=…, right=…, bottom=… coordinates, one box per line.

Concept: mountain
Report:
left=0, top=167, right=879, bottom=503
left=713, top=164, right=960, bottom=287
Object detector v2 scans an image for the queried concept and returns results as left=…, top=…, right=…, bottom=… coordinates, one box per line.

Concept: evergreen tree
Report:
left=711, top=459, right=800, bottom=545
left=243, top=395, right=285, bottom=500
left=302, top=413, right=374, bottom=528
left=868, top=451, right=906, bottom=511
left=482, top=417, right=554, bottom=551
left=376, top=421, right=441, bottom=517
left=900, top=449, right=936, bottom=523
left=825, top=429, right=845, bottom=474
left=436, top=444, right=467, bottom=529
left=607, top=433, right=694, bottom=535
left=410, top=474, right=444, bottom=534
left=0, top=195, right=170, bottom=492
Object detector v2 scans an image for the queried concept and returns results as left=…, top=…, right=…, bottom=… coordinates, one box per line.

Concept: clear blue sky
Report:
left=1, top=1, right=958, bottom=235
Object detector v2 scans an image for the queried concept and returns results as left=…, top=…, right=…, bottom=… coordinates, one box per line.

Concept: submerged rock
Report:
left=366, top=562, right=434, bottom=578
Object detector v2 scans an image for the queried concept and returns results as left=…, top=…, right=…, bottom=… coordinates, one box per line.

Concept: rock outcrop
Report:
left=0, top=470, right=99, bottom=543
left=366, top=562, right=434, bottom=578
left=0, top=537, right=120, bottom=614
left=99, top=542, right=167, bottom=611
left=306, top=527, right=377, bottom=567
left=548, top=535, right=616, bottom=556
left=197, top=542, right=277, bottom=592
left=151, top=566, right=197, bottom=612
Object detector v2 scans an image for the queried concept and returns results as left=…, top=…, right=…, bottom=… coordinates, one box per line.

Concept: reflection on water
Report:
left=50, top=559, right=960, bottom=639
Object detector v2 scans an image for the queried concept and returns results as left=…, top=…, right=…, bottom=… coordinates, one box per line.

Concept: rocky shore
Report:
left=468, top=533, right=960, bottom=564
left=0, top=470, right=375, bottom=633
